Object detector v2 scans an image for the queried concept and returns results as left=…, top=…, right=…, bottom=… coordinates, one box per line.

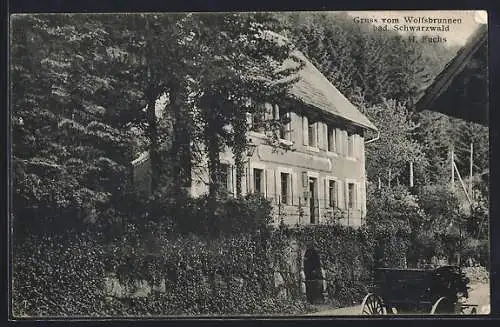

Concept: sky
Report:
left=345, top=10, right=487, bottom=47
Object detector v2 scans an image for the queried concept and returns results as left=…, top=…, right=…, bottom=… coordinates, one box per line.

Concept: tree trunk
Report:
left=204, top=109, right=221, bottom=236
left=146, top=89, right=160, bottom=194
left=233, top=110, right=246, bottom=197
left=170, top=84, right=190, bottom=195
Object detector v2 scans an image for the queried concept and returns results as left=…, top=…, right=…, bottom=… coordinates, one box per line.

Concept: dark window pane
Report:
left=281, top=173, right=289, bottom=204
left=254, top=169, right=262, bottom=194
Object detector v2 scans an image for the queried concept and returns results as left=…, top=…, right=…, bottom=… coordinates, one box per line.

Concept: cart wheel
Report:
left=430, top=297, right=454, bottom=314
left=360, top=293, right=387, bottom=315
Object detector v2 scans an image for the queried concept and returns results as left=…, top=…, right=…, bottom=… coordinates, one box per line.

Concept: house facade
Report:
left=189, top=50, right=378, bottom=227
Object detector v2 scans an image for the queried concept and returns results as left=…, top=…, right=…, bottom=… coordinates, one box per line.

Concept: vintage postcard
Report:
left=9, top=10, right=489, bottom=319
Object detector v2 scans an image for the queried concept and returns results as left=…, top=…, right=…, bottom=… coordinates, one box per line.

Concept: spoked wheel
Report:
left=430, top=297, right=455, bottom=314
left=360, top=293, right=387, bottom=315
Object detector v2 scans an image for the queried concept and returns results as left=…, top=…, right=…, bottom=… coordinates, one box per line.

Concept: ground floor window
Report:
left=280, top=172, right=291, bottom=204
left=348, top=182, right=356, bottom=209
left=253, top=168, right=264, bottom=194
left=328, top=180, right=337, bottom=207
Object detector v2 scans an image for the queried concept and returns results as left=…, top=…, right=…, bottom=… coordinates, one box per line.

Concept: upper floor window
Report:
left=308, top=119, right=317, bottom=147
left=348, top=133, right=355, bottom=157
left=278, top=109, right=291, bottom=141
left=327, top=125, right=336, bottom=152
left=251, top=112, right=265, bottom=133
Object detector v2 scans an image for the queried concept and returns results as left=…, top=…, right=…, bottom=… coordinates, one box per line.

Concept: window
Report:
left=348, top=183, right=356, bottom=209
left=348, top=133, right=354, bottom=157
left=280, top=172, right=290, bottom=204
left=278, top=109, right=291, bottom=141
left=327, top=125, right=336, bottom=152
left=328, top=180, right=337, bottom=207
left=308, top=119, right=317, bottom=147
left=251, top=112, right=265, bottom=133
left=253, top=168, right=263, bottom=194
left=220, top=164, right=232, bottom=194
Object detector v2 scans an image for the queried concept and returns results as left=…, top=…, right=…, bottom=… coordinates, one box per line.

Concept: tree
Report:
left=11, top=15, right=141, bottom=235
left=180, top=13, right=302, bottom=228
left=363, top=99, right=426, bottom=187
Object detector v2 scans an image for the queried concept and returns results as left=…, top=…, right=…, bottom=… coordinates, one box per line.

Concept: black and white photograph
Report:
left=9, top=10, right=490, bottom=318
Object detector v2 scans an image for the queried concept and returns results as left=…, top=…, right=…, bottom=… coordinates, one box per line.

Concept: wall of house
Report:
left=189, top=103, right=370, bottom=228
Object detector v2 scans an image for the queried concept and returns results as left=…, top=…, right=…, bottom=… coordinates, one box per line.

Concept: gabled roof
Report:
left=287, top=50, right=378, bottom=131
left=265, top=30, right=377, bottom=132
left=415, top=24, right=488, bottom=125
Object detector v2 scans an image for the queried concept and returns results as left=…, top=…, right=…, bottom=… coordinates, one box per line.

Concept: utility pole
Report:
left=388, top=169, right=392, bottom=189
left=469, top=142, right=474, bottom=200
left=451, top=146, right=455, bottom=189
left=409, top=161, right=414, bottom=188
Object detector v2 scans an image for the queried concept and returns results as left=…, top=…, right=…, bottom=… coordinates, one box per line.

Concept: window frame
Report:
left=327, top=124, right=336, bottom=153
left=347, top=182, right=356, bottom=209
left=308, top=119, right=317, bottom=148
left=253, top=168, right=264, bottom=195
left=280, top=172, right=291, bottom=205
left=219, top=163, right=233, bottom=195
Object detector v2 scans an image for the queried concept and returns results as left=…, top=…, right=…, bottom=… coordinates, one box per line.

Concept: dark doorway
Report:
left=304, top=248, right=324, bottom=304
left=309, top=177, right=317, bottom=224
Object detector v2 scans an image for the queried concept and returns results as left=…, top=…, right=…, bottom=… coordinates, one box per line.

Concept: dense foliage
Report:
left=11, top=12, right=489, bottom=317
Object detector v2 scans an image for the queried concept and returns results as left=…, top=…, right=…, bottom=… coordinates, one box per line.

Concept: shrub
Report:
left=366, top=185, right=418, bottom=268
left=12, top=232, right=106, bottom=317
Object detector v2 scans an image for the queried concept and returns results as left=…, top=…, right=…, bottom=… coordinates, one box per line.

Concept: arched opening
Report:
left=303, top=248, right=325, bottom=304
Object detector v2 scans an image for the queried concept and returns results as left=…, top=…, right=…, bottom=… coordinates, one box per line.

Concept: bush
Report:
left=145, top=192, right=273, bottom=237
left=12, top=232, right=106, bottom=317
left=366, top=185, right=418, bottom=267
left=286, top=224, right=375, bottom=307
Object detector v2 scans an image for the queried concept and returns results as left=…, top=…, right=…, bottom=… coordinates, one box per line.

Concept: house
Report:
left=132, top=33, right=378, bottom=227
left=415, top=24, right=488, bottom=126
left=187, top=43, right=378, bottom=227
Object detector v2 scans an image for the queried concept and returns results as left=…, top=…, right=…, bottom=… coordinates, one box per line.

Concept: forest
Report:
left=11, top=12, right=489, bottom=316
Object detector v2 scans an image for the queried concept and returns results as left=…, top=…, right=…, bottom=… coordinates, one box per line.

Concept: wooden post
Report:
left=409, top=161, right=414, bottom=188
left=454, top=161, right=472, bottom=206
left=469, top=142, right=473, bottom=200
left=451, top=146, right=455, bottom=189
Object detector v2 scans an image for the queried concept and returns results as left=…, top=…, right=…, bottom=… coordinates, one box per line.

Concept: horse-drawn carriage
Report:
left=360, top=266, right=478, bottom=315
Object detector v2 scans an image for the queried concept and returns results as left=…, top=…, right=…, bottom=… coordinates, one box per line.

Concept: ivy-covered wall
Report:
left=12, top=194, right=411, bottom=317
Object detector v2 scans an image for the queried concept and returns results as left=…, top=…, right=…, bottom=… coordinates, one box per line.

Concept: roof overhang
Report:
left=414, top=24, right=488, bottom=126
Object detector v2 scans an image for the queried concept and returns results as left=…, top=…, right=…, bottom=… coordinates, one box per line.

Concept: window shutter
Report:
left=318, top=123, right=325, bottom=150
left=345, top=181, right=349, bottom=209
left=246, top=113, right=253, bottom=127
left=285, top=112, right=291, bottom=141
left=335, top=128, right=342, bottom=154
left=292, top=172, right=298, bottom=206
left=356, top=182, right=361, bottom=210
left=354, top=134, right=361, bottom=159
left=345, top=131, right=349, bottom=156
left=337, top=180, right=344, bottom=209
left=323, top=179, right=328, bottom=207
left=335, top=180, right=339, bottom=208
left=266, top=169, right=275, bottom=202
left=303, top=116, right=309, bottom=145
left=264, top=102, right=273, bottom=121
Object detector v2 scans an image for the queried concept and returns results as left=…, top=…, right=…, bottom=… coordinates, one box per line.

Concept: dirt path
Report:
left=307, top=282, right=490, bottom=316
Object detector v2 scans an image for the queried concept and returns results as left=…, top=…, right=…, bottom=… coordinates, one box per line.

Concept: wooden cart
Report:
left=360, top=266, right=478, bottom=315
